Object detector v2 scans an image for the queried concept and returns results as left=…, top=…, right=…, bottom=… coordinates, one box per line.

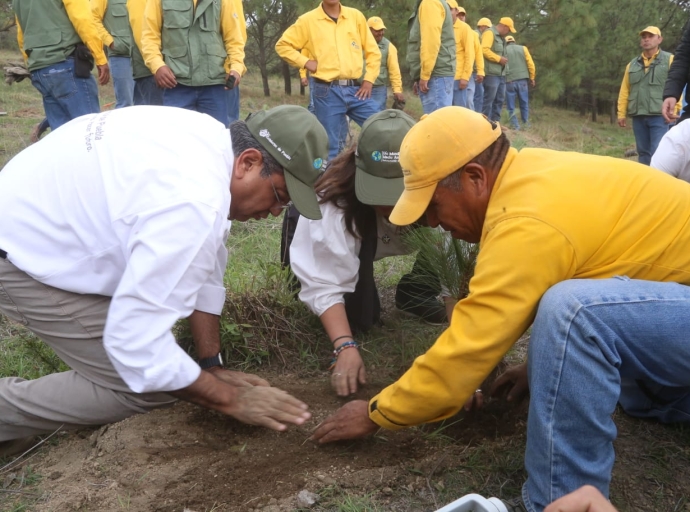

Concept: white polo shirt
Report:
left=651, top=120, right=690, bottom=183
left=0, top=107, right=234, bottom=394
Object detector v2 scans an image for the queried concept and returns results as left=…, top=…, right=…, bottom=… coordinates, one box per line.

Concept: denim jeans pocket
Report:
left=44, top=67, right=78, bottom=99
left=443, top=77, right=453, bottom=94
left=0, top=282, right=28, bottom=326
left=313, top=82, right=331, bottom=99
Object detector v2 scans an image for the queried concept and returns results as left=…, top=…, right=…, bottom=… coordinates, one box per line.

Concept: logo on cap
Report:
left=371, top=151, right=382, bottom=162
left=313, top=158, right=323, bottom=169
left=259, top=129, right=270, bottom=138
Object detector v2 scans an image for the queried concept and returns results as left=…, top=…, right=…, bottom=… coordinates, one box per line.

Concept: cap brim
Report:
left=509, top=27, right=516, bottom=33
left=355, top=167, right=404, bottom=206
left=284, top=171, right=322, bottom=220
left=389, top=183, right=437, bottom=226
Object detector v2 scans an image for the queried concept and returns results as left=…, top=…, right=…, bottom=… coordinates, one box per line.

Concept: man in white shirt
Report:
left=0, top=105, right=328, bottom=454
left=650, top=120, right=690, bottom=182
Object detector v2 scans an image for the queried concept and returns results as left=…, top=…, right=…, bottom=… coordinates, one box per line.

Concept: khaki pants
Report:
left=0, top=258, right=176, bottom=442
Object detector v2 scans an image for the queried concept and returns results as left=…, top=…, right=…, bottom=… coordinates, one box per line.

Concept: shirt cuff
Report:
left=195, top=284, right=226, bottom=315
left=368, top=395, right=406, bottom=430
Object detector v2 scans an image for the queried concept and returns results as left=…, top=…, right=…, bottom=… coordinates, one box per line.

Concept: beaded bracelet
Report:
left=329, top=340, right=359, bottom=370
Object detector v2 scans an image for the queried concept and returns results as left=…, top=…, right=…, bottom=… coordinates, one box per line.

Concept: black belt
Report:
left=313, top=78, right=361, bottom=86
left=0, top=249, right=6, bottom=260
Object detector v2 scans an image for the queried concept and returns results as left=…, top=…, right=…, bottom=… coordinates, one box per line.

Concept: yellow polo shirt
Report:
left=275, top=3, right=381, bottom=84
left=452, top=19, right=475, bottom=81
left=370, top=147, right=690, bottom=429
left=387, top=41, right=403, bottom=93
left=481, top=29, right=502, bottom=64
left=473, top=30, right=484, bottom=77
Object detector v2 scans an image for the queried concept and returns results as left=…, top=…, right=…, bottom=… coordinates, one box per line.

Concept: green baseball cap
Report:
left=354, top=110, right=416, bottom=206
left=246, top=105, right=328, bottom=220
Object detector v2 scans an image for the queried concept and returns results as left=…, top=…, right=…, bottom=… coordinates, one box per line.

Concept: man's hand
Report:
left=97, top=64, right=110, bottom=86
left=355, top=81, right=373, bottom=100
left=393, top=92, right=405, bottom=103
left=305, top=60, right=318, bottom=73
left=155, top=65, right=177, bottom=89
left=225, top=70, right=241, bottom=89
left=227, top=386, right=311, bottom=431
left=458, top=79, right=469, bottom=90
left=476, top=74, right=484, bottom=84
left=418, top=79, right=429, bottom=94
left=207, top=367, right=270, bottom=387
left=499, top=56, right=508, bottom=66
left=311, top=400, right=378, bottom=443
left=530, top=79, right=536, bottom=87
left=490, top=362, right=529, bottom=403
left=544, top=485, right=618, bottom=512
left=300, top=77, right=309, bottom=87
left=331, top=349, right=366, bottom=396
left=617, top=118, right=626, bottom=128
left=662, top=97, right=680, bottom=124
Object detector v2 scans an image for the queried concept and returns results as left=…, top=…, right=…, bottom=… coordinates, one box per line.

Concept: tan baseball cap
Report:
left=477, top=17, right=492, bottom=27
left=446, top=0, right=458, bottom=9
left=639, top=26, right=661, bottom=36
left=390, top=107, right=503, bottom=226
left=505, top=35, right=515, bottom=43
left=367, top=16, right=386, bottom=30
left=499, top=17, right=517, bottom=33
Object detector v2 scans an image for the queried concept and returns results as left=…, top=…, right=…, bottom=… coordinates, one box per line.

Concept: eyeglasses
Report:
left=270, top=176, right=292, bottom=210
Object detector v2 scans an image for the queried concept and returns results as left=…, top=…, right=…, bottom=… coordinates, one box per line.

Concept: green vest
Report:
left=129, top=29, right=152, bottom=79
left=506, top=44, right=528, bottom=82
left=407, top=0, right=456, bottom=81
left=373, top=37, right=390, bottom=87
left=12, top=0, right=83, bottom=72
left=103, top=0, right=132, bottom=57
left=484, top=26, right=506, bottom=77
left=160, top=0, right=227, bottom=87
left=627, top=50, right=672, bottom=117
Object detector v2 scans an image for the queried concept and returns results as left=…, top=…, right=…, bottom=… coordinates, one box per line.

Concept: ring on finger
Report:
left=333, top=373, right=342, bottom=376
left=475, top=389, right=482, bottom=394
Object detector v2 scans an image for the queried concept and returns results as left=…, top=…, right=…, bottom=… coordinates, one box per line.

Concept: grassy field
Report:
left=3, top=49, right=687, bottom=512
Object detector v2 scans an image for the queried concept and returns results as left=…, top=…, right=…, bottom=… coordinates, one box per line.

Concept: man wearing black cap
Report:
left=0, top=105, right=328, bottom=456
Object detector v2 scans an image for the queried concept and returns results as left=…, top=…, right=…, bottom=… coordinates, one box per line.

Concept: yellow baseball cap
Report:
left=499, top=17, right=517, bottom=33
left=390, top=107, right=503, bottom=226
left=446, top=0, right=458, bottom=8
left=639, top=26, right=661, bottom=36
left=477, top=17, right=492, bottom=27
left=458, top=6, right=466, bottom=14
left=367, top=16, right=386, bottom=30
left=505, top=35, right=515, bottom=43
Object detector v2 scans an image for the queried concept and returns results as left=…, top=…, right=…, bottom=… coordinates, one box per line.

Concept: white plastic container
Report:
left=434, top=493, right=509, bottom=512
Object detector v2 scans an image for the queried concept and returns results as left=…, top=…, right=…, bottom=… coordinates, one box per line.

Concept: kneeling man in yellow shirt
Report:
left=313, top=106, right=690, bottom=512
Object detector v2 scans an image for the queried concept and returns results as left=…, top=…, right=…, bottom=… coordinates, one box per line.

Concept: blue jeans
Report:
left=164, top=83, right=228, bottom=126
left=29, top=57, right=100, bottom=131
left=133, top=75, right=164, bottom=106
left=227, top=85, right=240, bottom=124
left=632, top=115, right=669, bottom=165
left=312, top=82, right=381, bottom=159
left=482, top=74, right=506, bottom=122
left=419, top=76, right=454, bottom=115
left=473, top=76, right=484, bottom=113
left=307, top=77, right=315, bottom=114
left=523, top=278, right=690, bottom=512
left=371, top=86, right=388, bottom=111
left=452, top=80, right=468, bottom=107
left=108, top=56, right=134, bottom=108
left=466, top=73, right=477, bottom=111
left=506, top=79, right=529, bottom=129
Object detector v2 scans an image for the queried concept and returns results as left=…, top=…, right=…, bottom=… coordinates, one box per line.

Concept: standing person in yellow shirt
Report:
left=92, top=0, right=135, bottom=108
left=473, top=17, right=491, bottom=113
left=505, top=35, right=535, bottom=130
left=407, top=0, right=456, bottom=114
left=482, top=16, right=514, bottom=121
left=367, top=16, right=405, bottom=111
left=458, top=8, right=483, bottom=112
left=126, top=0, right=164, bottom=105
left=312, top=107, right=690, bottom=511
left=275, top=0, right=382, bottom=160
left=446, top=0, right=473, bottom=108
left=13, top=0, right=109, bottom=132
left=141, top=0, right=246, bottom=126
left=617, top=26, right=675, bottom=165
left=226, top=0, right=246, bottom=124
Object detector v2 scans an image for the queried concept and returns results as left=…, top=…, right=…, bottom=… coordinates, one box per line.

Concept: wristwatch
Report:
left=199, top=352, right=224, bottom=370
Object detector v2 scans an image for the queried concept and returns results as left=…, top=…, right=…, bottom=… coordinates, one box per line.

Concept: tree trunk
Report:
left=282, top=61, right=292, bottom=96
left=610, top=101, right=616, bottom=124
left=300, top=82, right=306, bottom=96
left=590, top=91, right=597, bottom=123
left=261, top=69, right=270, bottom=97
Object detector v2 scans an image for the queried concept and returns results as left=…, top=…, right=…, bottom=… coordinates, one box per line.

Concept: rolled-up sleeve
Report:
left=105, top=202, right=227, bottom=393
left=290, top=203, right=361, bottom=317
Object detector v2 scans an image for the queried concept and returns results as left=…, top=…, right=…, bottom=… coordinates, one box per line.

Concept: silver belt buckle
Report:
left=336, top=79, right=348, bottom=86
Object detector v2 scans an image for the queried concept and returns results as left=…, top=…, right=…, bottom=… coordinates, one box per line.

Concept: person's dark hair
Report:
left=314, top=145, right=376, bottom=240
left=438, top=132, right=510, bottom=191
left=229, top=120, right=284, bottom=178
